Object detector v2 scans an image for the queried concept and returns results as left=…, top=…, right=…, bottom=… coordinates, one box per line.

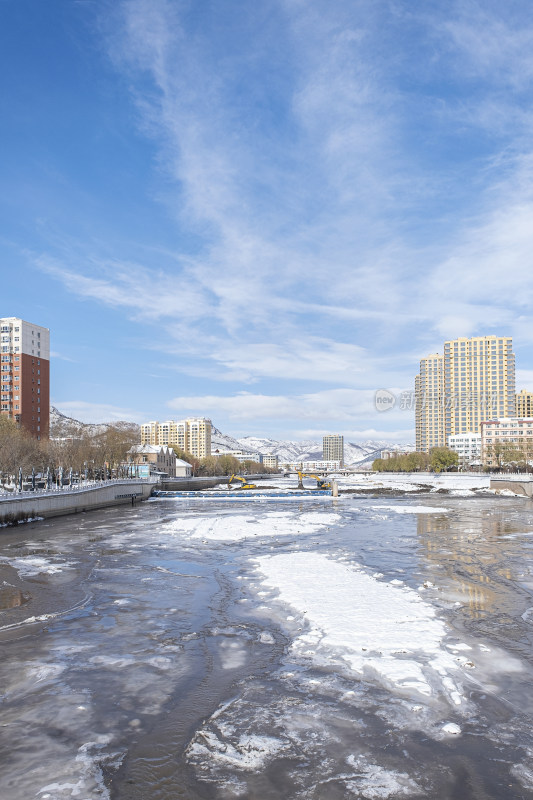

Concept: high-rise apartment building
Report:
left=0, top=317, right=50, bottom=439
left=323, top=434, right=344, bottom=465
left=415, top=336, right=515, bottom=453
left=140, top=418, right=212, bottom=458
left=415, top=354, right=445, bottom=452
left=443, top=336, right=515, bottom=439
left=516, top=390, right=533, bottom=418
left=187, top=417, right=211, bottom=459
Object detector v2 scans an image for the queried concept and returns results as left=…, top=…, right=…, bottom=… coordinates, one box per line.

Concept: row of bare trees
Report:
left=0, top=417, right=139, bottom=487
left=484, top=440, right=533, bottom=472
left=0, top=418, right=280, bottom=487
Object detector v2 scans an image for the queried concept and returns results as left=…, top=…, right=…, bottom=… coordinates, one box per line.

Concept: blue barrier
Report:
left=151, top=489, right=333, bottom=499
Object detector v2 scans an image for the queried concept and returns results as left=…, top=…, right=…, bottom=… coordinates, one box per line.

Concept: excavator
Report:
left=297, top=471, right=331, bottom=490
left=228, top=474, right=258, bottom=490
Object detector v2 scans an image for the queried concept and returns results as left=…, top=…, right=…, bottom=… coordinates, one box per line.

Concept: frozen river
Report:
left=2, top=475, right=533, bottom=799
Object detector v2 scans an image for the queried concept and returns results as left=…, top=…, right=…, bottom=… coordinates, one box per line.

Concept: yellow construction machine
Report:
left=297, top=471, right=331, bottom=490
left=228, top=474, right=258, bottom=490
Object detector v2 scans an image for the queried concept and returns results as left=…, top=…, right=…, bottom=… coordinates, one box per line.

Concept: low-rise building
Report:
left=481, top=418, right=533, bottom=469
left=221, top=450, right=263, bottom=464
left=174, top=458, right=193, bottom=478
left=262, top=454, right=279, bottom=469
left=380, top=449, right=411, bottom=460
left=126, top=445, right=178, bottom=477
left=448, top=433, right=482, bottom=468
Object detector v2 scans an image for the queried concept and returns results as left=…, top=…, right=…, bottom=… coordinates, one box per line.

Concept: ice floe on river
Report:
left=160, top=510, right=342, bottom=541
left=369, top=504, right=450, bottom=514
left=0, top=553, right=76, bottom=576
left=254, top=551, right=463, bottom=704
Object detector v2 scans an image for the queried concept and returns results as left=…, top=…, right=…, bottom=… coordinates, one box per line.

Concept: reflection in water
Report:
left=417, top=505, right=527, bottom=620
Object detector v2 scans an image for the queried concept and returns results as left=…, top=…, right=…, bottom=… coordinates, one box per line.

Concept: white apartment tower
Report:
left=323, top=434, right=344, bottom=466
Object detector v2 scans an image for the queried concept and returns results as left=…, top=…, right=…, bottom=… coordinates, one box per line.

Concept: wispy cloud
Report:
left=29, top=0, right=533, bottom=434
left=167, top=386, right=413, bottom=426
left=50, top=351, right=77, bottom=363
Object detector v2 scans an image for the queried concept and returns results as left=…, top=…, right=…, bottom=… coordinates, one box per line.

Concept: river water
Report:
left=2, top=479, right=533, bottom=799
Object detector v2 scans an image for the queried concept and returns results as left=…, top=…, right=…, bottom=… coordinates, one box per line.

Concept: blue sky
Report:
left=2, top=0, right=533, bottom=443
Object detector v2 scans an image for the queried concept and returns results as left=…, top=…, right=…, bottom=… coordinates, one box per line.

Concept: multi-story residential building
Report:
left=444, top=336, right=515, bottom=439
left=323, top=434, right=344, bottom=466
left=415, top=354, right=445, bottom=452
left=448, top=433, right=482, bottom=468
left=221, top=450, right=263, bottom=464
left=262, top=454, right=279, bottom=470
left=416, top=336, right=515, bottom=453
left=0, top=317, right=50, bottom=440
left=140, top=418, right=211, bottom=458
left=516, top=390, right=533, bottom=419
left=481, top=418, right=533, bottom=469
left=187, top=417, right=211, bottom=459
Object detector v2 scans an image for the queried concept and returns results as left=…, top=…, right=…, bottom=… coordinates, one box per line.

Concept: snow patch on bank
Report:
left=255, top=552, right=462, bottom=704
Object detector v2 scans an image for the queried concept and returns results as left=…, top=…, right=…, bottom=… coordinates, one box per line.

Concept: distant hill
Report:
left=51, top=408, right=413, bottom=466
left=50, top=406, right=140, bottom=439
left=235, top=435, right=414, bottom=467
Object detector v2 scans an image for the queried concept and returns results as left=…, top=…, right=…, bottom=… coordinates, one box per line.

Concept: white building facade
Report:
left=220, top=450, right=263, bottom=464
left=448, top=433, right=482, bottom=468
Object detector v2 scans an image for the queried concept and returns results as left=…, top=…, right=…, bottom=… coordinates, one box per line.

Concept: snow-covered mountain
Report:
left=238, top=437, right=414, bottom=466
left=210, top=425, right=249, bottom=454
left=216, top=432, right=414, bottom=467
left=50, top=407, right=140, bottom=438
left=51, top=408, right=413, bottom=466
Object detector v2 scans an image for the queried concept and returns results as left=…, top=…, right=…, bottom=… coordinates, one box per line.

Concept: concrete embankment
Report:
left=0, top=479, right=157, bottom=526
left=490, top=477, right=533, bottom=497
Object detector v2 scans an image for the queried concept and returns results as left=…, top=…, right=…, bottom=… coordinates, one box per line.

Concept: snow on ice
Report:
left=254, top=551, right=464, bottom=705
left=160, top=510, right=341, bottom=541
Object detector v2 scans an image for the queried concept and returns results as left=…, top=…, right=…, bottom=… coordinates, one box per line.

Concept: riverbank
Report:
left=0, top=478, right=158, bottom=526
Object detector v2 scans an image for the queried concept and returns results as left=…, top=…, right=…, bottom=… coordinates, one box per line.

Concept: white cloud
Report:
left=441, top=2, right=533, bottom=91
left=50, top=351, right=77, bottom=363
left=167, top=387, right=414, bottom=424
